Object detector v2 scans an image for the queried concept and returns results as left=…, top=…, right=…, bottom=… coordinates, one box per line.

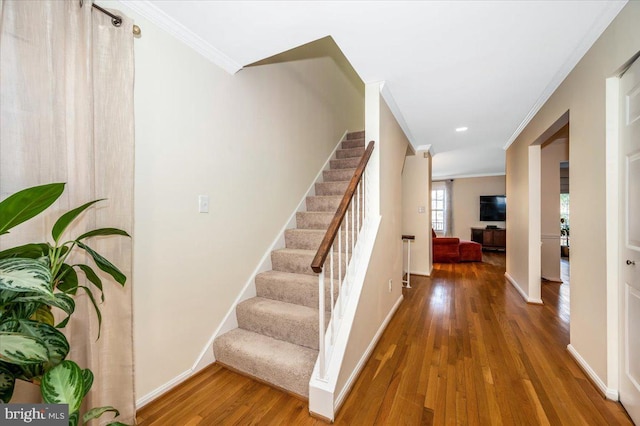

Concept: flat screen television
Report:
left=480, top=195, right=506, bottom=221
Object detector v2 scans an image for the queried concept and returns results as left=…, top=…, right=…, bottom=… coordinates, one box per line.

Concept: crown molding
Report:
left=379, top=81, right=417, bottom=148
left=432, top=171, right=506, bottom=181
left=117, top=0, right=242, bottom=74
left=503, top=0, right=627, bottom=151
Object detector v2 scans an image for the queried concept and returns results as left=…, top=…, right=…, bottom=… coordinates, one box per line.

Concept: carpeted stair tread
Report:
left=255, top=270, right=338, bottom=309
left=213, top=328, right=317, bottom=398
left=330, top=157, right=360, bottom=169
left=296, top=211, right=335, bottom=229
left=271, top=248, right=318, bottom=276
left=323, top=168, right=356, bottom=182
left=237, top=297, right=329, bottom=350
left=335, top=147, right=365, bottom=159
left=272, top=248, right=346, bottom=276
left=285, top=228, right=348, bottom=252
left=306, top=195, right=343, bottom=212
left=341, top=139, right=365, bottom=150
left=315, top=181, right=349, bottom=196
left=347, top=130, right=365, bottom=140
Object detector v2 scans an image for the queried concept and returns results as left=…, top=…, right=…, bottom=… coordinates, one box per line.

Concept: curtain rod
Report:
left=81, top=1, right=142, bottom=36
left=92, top=3, right=123, bottom=27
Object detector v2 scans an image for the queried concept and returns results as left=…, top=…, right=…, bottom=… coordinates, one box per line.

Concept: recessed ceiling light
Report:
left=455, top=127, right=468, bottom=132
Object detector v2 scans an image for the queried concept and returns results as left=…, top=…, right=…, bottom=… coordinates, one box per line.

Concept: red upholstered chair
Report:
left=459, top=240, right=482, bottom=262
left=432, top=229, right=461, bottom=263
left=432, top=229, right=483, bottom=263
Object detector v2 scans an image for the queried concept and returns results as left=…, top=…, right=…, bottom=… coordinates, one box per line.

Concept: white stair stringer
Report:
left=308, top=214, right=382, bottom=420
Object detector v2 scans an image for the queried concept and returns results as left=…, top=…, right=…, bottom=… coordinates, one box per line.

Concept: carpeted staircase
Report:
left=213, top=131, right=365, bottom=398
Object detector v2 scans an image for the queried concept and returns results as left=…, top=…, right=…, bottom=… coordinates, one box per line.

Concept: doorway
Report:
left=527, top=111, right=569, bottom=305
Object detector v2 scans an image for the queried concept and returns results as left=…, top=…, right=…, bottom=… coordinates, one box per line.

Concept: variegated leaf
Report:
left=69, top=411, right=79, bottom=426
left=0, top=332, right=49, bottom=365
left=0, top=363, right=16, bottom=403
left=81, top=368, right=93, bottom=398
left=14, top=292, right=75, bottom=317
left=82, top=406, right=119, bottom=423
left=41, top=360, right=84, bottom=414
left=17, top=320, right=69, bottom=367
left=0, top=258, right=52, bottom=297
left=31, top=304, right=55, bottom=326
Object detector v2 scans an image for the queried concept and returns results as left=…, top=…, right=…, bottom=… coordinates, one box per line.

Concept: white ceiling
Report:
left=122, top=0, right=627, bottom=179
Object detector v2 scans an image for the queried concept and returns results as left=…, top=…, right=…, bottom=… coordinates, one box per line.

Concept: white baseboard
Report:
left=504, top=272, right=543, bottom=304
left=567, top=344, right=618, bottom=400
left=408, top=269, right=431, bottom=277
left=136, top=369, right=192, bottom=408
left=333, top=294, right=404, bottom=412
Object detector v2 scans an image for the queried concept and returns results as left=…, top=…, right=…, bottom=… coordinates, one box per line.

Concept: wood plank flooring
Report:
left=136, top=253, right=632, bottom=425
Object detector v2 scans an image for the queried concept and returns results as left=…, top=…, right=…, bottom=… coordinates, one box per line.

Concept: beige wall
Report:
left=336, top=92, right=408, bottom=400
left=449, top=175, right=506, bottom=240
left=119, top=5, right=365, bottom=399
left=541, top=140, right=569, bottom=281
left=506, top=1, right=640, bottom=385
left=402, top=151, right=432, bottom=275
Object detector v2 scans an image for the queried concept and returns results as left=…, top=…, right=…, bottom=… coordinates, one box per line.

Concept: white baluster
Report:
left=330, top=245, right=334, bottom=345
left=338, top=224, right=343, bottom=318
left=318, top=268, right=325, bottom=379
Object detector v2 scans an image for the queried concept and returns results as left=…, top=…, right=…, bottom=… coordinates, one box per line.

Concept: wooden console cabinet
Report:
left=471, top=228, right=506, bottom=251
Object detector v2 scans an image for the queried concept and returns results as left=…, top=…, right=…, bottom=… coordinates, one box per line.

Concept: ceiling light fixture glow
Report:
left=455, top=127, right=468, bottom=132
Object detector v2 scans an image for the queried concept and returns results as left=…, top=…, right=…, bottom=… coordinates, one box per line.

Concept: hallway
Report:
left=137, top=253, right=631, bottom=425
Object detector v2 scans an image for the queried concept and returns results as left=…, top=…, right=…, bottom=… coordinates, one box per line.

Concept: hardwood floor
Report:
left=137, top=253, right=631, bottom=425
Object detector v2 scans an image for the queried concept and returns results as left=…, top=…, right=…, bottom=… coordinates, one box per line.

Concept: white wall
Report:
left=114, top=4, right=365, bottom=401
left=450, top=175, right=506, bottom=239
left=402, top=151, right=432, bottom=276
left=506, top=1, right=640, bottom=391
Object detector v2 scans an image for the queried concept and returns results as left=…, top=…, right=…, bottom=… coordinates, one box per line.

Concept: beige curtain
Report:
left=0, top=0, right=135, bottom=424
left=444, top=179, right=453, bottom=236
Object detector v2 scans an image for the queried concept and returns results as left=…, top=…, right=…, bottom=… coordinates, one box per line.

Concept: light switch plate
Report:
left=198, top=195, right=209, bottom=213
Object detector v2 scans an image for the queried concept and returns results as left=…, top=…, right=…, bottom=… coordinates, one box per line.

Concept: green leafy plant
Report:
left=0, top=183, right=130, bottom=425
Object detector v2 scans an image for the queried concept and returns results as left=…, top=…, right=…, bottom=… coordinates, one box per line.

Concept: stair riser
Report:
left=296, top=212, right=333, bottom=229
left=323, top=168, right=356, bottom=182
left=341, top=139, right=365, bottom=150
left=330, top=157, right=360, bottom=169
left=306, top=196, right=342, bottom=212
left=335, top=148, right=364, bottom=159
left=237, top=302, right=323, bottom=350
left=255, top=273, right=337, bottom=310
left=285, top=229, right=353, bottom=252
left=315, top=181, right=349, bottom=196
left=213, top=329, right=316, bottom=398
left=271, top=250, right=346, bottom=276
left=347, top=131, right=365, bottom=140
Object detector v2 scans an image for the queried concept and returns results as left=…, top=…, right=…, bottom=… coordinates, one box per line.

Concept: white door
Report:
left=620, top=56, right=640, bottom=424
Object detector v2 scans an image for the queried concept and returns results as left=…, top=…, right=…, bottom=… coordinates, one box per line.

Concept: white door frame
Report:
left=605, top=76, right=621, bottom=398
left=528, top=111, right=570, bottom=305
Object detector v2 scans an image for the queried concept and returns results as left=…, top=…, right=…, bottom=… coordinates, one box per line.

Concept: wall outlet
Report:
left=418, top=206, right=426, bottom=214
left=198, top=195, right=209, bottom=213
left=388, top=279, right=393, bottom=292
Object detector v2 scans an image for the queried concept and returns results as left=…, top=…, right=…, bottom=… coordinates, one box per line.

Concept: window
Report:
left=432, top=189, right=445, bottom=232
